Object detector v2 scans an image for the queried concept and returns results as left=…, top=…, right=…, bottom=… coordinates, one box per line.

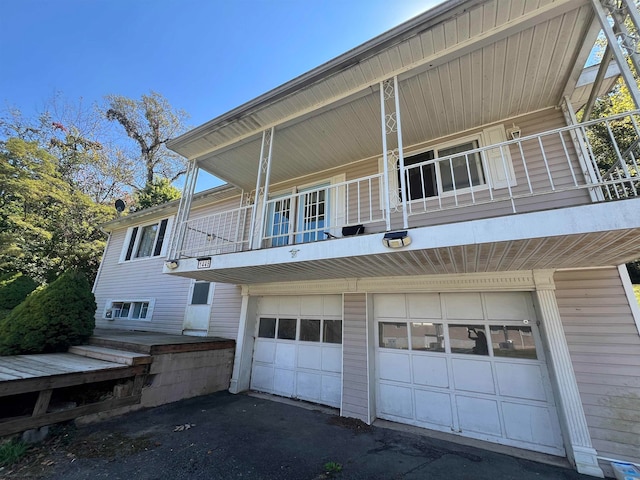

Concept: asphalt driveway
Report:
left=15, top=391, right=595, bottom=480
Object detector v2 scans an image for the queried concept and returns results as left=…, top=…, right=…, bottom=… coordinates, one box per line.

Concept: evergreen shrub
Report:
left=0, top=272, right=38, bottom=310
left=0, top=270, right=96, bottom=355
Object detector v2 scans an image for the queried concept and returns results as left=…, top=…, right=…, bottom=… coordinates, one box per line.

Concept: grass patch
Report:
left=0, top=440, right=28, bottom=467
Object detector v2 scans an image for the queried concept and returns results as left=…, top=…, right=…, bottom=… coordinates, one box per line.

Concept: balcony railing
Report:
left=171, top=111, right=640, bottom=260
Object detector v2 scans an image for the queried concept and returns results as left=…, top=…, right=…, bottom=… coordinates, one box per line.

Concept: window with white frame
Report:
left=104, top=299, right=155, bottom=321
left=121, top=218, right=170, bottom=261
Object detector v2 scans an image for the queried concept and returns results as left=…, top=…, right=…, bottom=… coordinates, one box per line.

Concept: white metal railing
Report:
left=401, top=111, right=640, bottom=216
left=172, top=111, right=640, bottom=259
left=179, top=205, right=252, bottom=257
left=261, top=174, right=384, bottom=248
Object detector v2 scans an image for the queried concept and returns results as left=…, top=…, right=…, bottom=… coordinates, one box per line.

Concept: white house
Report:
left=93, top=0, right=640, bottom=476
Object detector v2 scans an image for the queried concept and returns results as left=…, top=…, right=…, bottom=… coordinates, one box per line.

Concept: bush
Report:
left=0, top=270, right=96, bottom=355
left=0, top=272, right=39, bottom=310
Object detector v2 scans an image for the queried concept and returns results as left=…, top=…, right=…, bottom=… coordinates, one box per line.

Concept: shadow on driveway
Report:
left=35, top=391, right=593, bottom=480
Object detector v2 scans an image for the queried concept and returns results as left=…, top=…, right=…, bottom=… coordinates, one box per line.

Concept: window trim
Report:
left=103, top=298, right=156, bottom=321
left=119, top=217, right=173, bottom=263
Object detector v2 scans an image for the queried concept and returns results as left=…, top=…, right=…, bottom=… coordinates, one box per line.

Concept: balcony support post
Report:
left=379, top=76, right=408, bottom=230
left=249, top=128, right=275, bottom=250
left=591, top=0, right=640, bottom=110
left=168, top=158, right=199, bottom=260
left=561, top=97, right=604, bottom=202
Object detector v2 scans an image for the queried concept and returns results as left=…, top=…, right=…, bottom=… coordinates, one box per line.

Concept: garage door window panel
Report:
left=258, top=317, right=277, bottom=338
left=490, top=325, right=537, bottom=359
left=277, top=318, right=297, bottom=340
left=449, top=325, right=489, bottom=355
left=323, top=320, right=342, bottom=344
left=379, top=322, right=409, bottom=349
left=410, top=322, right=445, bottom=352
left=300, top=319, right=321, bottom=342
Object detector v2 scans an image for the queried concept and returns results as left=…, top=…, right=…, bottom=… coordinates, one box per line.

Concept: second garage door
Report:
left=375, top=292, right=565, bottom=456
left=250, top=295, right=343, bottom=408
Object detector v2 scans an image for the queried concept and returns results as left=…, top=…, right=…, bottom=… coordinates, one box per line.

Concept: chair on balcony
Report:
left=324, top=224, right=365, bottom=239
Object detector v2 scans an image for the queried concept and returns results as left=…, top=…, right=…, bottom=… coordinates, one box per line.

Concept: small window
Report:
left=490, top=325, right=537, bottom=359
left=323, top=320, right=342, bottom=344
left=410, top=322, right=445, bottom=352
left=300, top=319, right=321, bottom=342
left=191, top=282, right=211, bottom=305
left=123, top=218, right=169, bottom=261
left=106, top=300, right=153, bottom=321
left=258, top=317, right=276, bottom=338
left=449, top=325, right=489, bottom=356
left=277, top=318, right=297, bottom=340
left=378, top=322, right=409, bottom=350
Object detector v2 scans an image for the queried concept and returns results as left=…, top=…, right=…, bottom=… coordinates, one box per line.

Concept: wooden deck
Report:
left=90, top=328, right=235, bottom=355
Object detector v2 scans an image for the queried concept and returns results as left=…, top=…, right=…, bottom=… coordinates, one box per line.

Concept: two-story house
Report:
left=93, top=0, right=640, bottom=476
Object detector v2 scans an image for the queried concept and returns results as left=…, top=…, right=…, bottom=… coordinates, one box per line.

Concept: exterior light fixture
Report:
left=165, top=260, right=179, bottom=269
left=382, top=231, right=411, bottom=248
left=506, top=123, right=521, bottom=140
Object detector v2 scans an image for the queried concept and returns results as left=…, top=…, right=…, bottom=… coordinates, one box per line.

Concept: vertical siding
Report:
left=342, top=293, right=370, bottom=422
left=555, top=268, right=640, bottom=466
left=210, top=283, right=243, bottom=340
left=94, top=226, right=192, bottom=334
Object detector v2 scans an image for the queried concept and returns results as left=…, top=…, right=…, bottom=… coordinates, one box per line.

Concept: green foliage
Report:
left=132, top=177, right=181, bottom=212
left=323, top=461, right=343, bottom=475
left=0, top=439, right=28, bottom=466
left=0, top=137, right=113, bottom=282
left=0, top=270, right=96, bottom=355
left=0, top=272, right=38, bottom=309
left=633, top=284, right=640, bottom=305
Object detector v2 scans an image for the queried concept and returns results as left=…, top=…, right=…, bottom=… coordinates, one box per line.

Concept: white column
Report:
left=229, top=289, right=258, bottom=394
left=533, top=270, right=604, bottom=478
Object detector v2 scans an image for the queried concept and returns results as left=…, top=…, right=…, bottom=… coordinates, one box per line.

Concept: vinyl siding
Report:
left=555, top=267, right=640, bottom=467
left=94, top=224, right=191, bottom=334
left=209, top=283, right=243, bottom=340
left=342, top=293, right=369, bottom=422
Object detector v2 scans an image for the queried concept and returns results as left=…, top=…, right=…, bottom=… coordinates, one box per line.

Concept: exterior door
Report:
left=374, top=292, right=565, bottom=456
left=183, top=281, right=213, bottom=335
left=250, top=295, right=342, bottom=407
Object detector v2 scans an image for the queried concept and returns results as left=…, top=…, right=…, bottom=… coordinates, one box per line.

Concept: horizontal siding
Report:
left=342, top=293, right=369, bottom=422
left=210, top=283, right=242, bottom=340
left=94, top=226, right=191, bottom=334
left=555, top=267, right=640, bottom=465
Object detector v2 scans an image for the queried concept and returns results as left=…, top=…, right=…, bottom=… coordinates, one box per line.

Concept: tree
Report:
left=132, top=177, right=181, bottom=212
left=105, top=91, right=189, bottom=188
left=0, top=137, right=113, bottom=282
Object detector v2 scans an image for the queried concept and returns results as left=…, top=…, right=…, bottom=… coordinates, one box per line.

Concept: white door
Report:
left=183, top=281, right=213, bottom=336
left=250, top=295, right=342, bottom=408
left=375, top=292, right=565, bottom=456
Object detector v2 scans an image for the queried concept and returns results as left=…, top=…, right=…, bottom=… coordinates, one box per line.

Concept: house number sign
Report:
left=197, top=257, right=211, bottom=269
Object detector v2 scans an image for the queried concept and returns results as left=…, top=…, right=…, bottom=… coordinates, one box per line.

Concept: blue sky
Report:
left=1, top=0, right=439, bottom=190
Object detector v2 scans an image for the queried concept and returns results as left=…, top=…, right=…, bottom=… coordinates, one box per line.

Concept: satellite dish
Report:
left=115, top=199, right=126, bottom=214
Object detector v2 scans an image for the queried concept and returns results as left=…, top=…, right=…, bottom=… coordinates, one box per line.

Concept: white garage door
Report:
left=250, top=295, right=342, bottom=408
left=375, top=292, right=565, bottom=456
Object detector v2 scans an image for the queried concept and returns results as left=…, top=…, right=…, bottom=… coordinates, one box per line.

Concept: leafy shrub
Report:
left=0, top=439, right=28, bottom=466
left=0, top=272, right=38, bottom=310
left=0, top=270, right=96, bottom=355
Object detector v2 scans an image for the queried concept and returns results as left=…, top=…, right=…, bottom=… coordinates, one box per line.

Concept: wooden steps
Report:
left=68, top=345, right=152, bottom=366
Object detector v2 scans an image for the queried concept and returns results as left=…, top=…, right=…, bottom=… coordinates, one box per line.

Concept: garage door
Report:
left=375, top=292, right=565, bottom=456
left=250, top=295, right=342, bottom=408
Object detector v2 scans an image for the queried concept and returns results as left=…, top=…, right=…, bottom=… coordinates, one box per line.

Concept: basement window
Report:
left=104, top=299, right=155, bottom=321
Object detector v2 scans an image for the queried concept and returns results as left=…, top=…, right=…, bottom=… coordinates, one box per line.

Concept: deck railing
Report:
left=171, top=111, right=640, bottom=259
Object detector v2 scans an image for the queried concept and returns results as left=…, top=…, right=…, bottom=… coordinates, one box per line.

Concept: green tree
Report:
left=0, top=137, right=113, bottom=282
left=132, top=177, right=181, bottom=212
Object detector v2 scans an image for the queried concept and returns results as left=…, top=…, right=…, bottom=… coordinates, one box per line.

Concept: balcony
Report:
left=165, top=112, right=640, bottom=283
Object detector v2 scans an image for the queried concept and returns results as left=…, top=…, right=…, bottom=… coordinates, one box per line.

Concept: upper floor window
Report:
left=121, top=218, right=170, bottom=261
left=403, top=139, right=485, bottom=200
